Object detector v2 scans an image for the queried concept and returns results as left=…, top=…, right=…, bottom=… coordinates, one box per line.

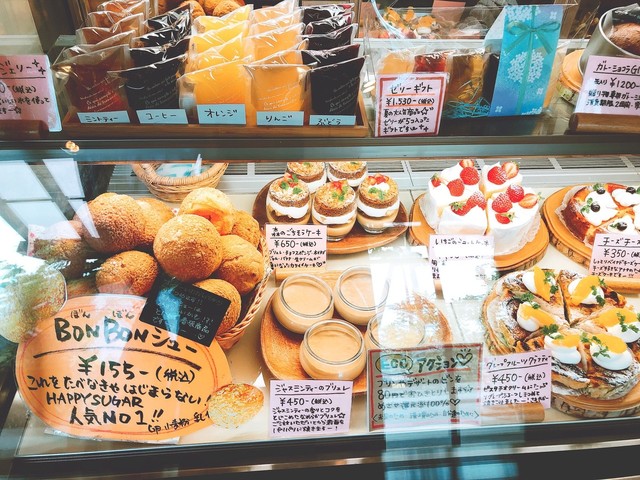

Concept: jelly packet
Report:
left=304, top=12, right=352, bottom=35
left=301, top=43, right=360, bottom=68
left=52, top=45, right=132, bottom=113
left=247, top=10, right=303, bottom=36
left=130, top=37, right=189, bottom=66
left=303, top=23, right=356, bottom=50
left=249, top=0, right=297, bottom=24
left=111, top=54, right=186, bottom=110
left=62, top=31, right=135, bottom=60
left=245, top=23, right=304, bottom=61
left=301, top=3, right=353, bottom=25
left=310, top=56, right=364, bottom=115
left=76, top=13, right=144, bottom=44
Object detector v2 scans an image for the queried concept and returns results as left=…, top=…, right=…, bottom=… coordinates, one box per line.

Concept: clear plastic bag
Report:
left=76, top=13, right=144, bottom=44
left=52, top=45, right=132, bottom=113
left=247, top=10, right=303, bottom=36
left=303, top=23, right=356, bottom=50
left=245, top=23, right=304, bottom=61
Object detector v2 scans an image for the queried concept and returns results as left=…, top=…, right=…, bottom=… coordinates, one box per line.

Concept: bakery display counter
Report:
left=2, top=159, right=640, bottom=478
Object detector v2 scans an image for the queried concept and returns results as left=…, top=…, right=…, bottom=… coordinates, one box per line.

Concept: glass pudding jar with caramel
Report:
left=356, top=174, right=400, bottom=234
left=300, top=319, right=366, bottom=380
left=365, top=311, right=427, bottom=350
left=334, top=265, right=389, bottom=326
left=272, top=274, right=334, bottom=334
left=311, top=180, right=357, bottom=241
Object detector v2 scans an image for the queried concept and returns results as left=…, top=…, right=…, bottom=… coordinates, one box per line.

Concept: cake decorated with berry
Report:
left=356, top=173, right=400, bottom=234
left=557, top=183, right=640, bottom=246
left=420, top=159, right=541, bottom=256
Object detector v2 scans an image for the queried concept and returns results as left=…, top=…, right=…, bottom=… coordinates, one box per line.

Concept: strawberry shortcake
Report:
left=420, top=159, right=541, bottom=255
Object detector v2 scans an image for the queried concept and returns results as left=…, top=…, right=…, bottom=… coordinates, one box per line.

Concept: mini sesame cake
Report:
left=327, top=161, right=367, bottom=187
left=286, top=162, right=326, bottom=193
left=312, top=180, right=357, bottom=240
left=266, top=173, right=311, bottom=225
left=356, top=174, right=400, bottom=233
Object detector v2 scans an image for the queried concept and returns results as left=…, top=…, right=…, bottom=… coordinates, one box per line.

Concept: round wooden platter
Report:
left=407, top=193, right=550, bottom=273
left=252, top=183, right=409, bottom=255
left=542, top=186, right=640, bottom=293
left=552, top=383, right=640, bottom=419
left=259, top=270, right=453, bottom=395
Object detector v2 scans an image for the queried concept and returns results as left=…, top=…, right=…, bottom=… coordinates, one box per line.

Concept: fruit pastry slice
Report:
left=522, top=325, right=640, bottom=400
left=481, top=274, right=566, bottom=355
left=578, top=306, right=640, bottom=362
left=500, top=266, right=565, bottom=320
left=557, top=270, right=626, bottom=325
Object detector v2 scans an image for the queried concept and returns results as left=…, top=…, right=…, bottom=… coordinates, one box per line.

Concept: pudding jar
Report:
left=272, top=274, right=334, bottom=334
left=365, top=311, right=427, bottom=350
left=333, top=266, right=389, bottom=326
left=299, top=319, right=366, bottom=380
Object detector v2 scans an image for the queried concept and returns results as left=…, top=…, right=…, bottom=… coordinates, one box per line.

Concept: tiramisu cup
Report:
left=312, top=180, right=357, bottom=241
left=286, top=162, right=326, bottom=194
left=356, top=173, right=400, bottom=234
left=327, top=161, right=367, bottom=187
left=266, top=173, right=311, bottom=225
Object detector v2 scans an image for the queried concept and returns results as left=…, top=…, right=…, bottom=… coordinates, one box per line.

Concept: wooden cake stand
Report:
left=253, top=183, right=409, bottom=255
left=542, top=186, right=640, bottom=293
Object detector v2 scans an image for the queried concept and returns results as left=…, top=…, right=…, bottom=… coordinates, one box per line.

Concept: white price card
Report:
left=265, top=224, right=327, bottom=270
left=375, top=73, right=447, bottom=137
left=269, top=380, right=353, bottom=438
left=575, top=55, right=640, bottom=116
left=589, top=232, right=640, bottom=278
left=482, top=350, right=552, bottom=409
left=137, top=109, right=188, bottom=124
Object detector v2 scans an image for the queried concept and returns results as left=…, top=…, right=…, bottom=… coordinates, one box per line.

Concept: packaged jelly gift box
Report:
left=363, top=1, right=585, bottom=123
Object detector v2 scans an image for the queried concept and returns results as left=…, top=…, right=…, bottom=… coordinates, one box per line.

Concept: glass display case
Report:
left=2, top=1, right=640, bottom=479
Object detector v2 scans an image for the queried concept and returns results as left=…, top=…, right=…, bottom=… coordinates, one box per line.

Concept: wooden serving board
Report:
left=407, top=194, right=549, bottom=274
left=252, top=183, right=409, bottom=255
left=542, top=186, right=640, bottom=293
left=553, top=383, right=640, bottom=419
left=259, top=270, right=453, bottom=394
left=260, top=271, right=367, bottom=393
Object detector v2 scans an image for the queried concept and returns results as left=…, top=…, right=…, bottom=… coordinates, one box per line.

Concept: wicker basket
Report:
left=216, top=236, right=272, bottom=351
left=132, top=162, right=228, bottom=203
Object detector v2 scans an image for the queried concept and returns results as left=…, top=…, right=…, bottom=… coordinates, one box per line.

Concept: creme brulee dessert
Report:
left=365, top=312, right=427, bottom=350
left=334, top=266, right=389, bottom=326
left=299, top=319, right=366, bottom=380
left=272, top=274, right=334, bottom=334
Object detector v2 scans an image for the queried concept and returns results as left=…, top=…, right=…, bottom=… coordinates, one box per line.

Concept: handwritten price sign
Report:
left=589, top=233, right=640, bottom=278
left=375, top=73, right=447, bottom=137
left=16, top=295, right=232, bottom=442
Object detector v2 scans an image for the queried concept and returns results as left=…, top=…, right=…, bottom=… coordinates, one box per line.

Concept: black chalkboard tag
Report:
left=140, top=273, right=230, bottom=347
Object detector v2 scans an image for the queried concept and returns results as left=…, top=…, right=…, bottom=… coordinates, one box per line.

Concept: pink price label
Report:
left=375, top=73, right=447, bottom=137
left=483, top=350, right=552, bottom=408
left=0, top=55, right=61, bottom=131
left=575, top=55, right=640, bottom=116
left=268, top=380, right=353, bottom=438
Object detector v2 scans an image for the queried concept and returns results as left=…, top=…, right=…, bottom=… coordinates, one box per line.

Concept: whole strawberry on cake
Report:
left=420, top=159, right=541, bottom=256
